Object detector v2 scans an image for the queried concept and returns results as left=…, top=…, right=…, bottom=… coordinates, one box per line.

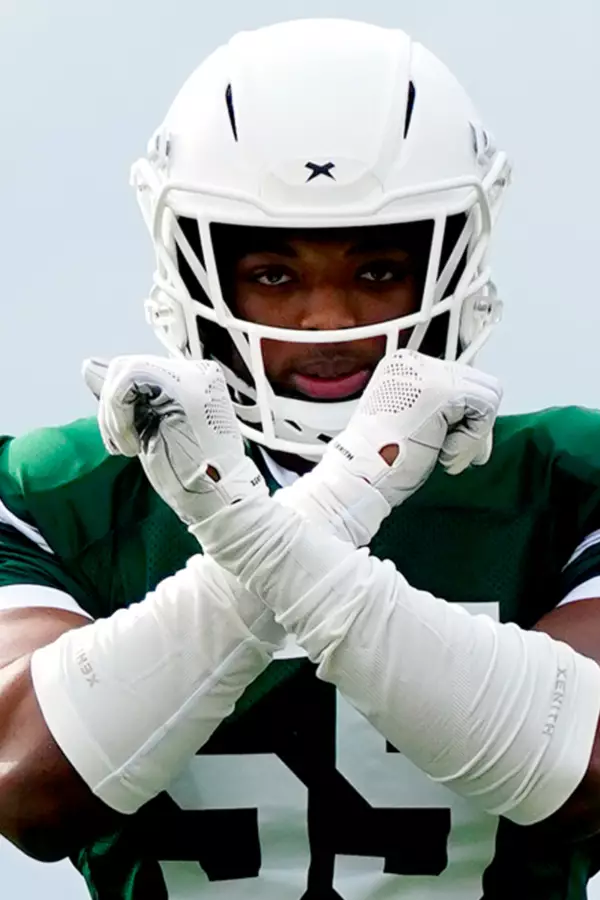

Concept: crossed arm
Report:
left=2, top=351, right=600, bottom=863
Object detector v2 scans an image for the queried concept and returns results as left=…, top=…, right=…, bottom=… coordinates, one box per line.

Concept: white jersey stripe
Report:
left=563, top=528, right=600, bottom=570
left=558, top=575, right=600, bottom=607
left=0, top=584, right=90, bottom=618
left=0, top=498, right=53, bottom=554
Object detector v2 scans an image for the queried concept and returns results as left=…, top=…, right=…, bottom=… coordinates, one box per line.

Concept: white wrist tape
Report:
left=31, top=554, right=284, bottom=815
left=194, top=498, right=600, bottom=825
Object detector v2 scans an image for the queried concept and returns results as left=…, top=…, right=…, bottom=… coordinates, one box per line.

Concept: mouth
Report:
left=290, top=367, right=372, bottom=400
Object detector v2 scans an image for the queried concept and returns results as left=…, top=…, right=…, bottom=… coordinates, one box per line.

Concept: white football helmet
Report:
left=131, top=18, right=511, bottom=459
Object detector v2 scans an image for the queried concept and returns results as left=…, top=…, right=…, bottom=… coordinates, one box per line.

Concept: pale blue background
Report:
left=0, top=0, right=599, bottom=896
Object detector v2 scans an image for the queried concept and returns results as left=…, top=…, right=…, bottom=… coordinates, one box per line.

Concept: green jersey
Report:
left=1, top=406, right=600, bottom=899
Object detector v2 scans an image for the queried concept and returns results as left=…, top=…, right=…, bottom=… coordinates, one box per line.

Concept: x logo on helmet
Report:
left=305, top=161, right=336, bottom=182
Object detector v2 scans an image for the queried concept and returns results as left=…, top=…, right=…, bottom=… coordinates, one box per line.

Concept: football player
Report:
left=1, top=17, right=600, bottom=900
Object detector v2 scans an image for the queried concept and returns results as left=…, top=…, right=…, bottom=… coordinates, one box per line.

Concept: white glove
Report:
left=275, top=350, right=502, bottom=542
left=326, top=349, right=501, bottom=496
left=84, top=355, right=388, bottom=547
left=84, top=355, right=269, bottom=526
left=85, top=351, right=502, bottom=547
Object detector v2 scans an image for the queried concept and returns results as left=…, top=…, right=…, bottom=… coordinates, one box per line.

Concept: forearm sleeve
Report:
left=31, top=554, right=283, bottom=814
left=194, top=497, right=600, bottom=825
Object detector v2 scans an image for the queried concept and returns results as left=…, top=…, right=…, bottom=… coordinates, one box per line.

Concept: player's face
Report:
left=230, top=226, right=428, bottom=401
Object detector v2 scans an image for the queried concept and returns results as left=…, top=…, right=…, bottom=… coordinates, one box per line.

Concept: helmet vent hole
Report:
left=403, top=80, right=416, bottom=139
left=225, top=84, right=238, bottom=142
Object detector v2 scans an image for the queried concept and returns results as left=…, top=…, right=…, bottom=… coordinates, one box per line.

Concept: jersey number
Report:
left=149, top=661, right=490, bottom=899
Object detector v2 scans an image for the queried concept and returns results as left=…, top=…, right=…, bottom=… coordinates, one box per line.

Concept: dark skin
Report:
left=233, top=230, right=423, bottom=471
left=235, top=233, right=418, bottom=384
left=0, top=231, right=599, bottom=863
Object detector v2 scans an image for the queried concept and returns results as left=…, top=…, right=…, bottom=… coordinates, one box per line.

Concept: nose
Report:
left=299, top=287, right=358, bottom=331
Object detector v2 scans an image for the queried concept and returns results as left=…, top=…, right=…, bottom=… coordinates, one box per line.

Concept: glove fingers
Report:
left=455, top=363, right=502, bottom=395
left=440, top=428, right=492, bottom=475
left=94, top=356, right=190, bottom=457
left=98, top=358, right=162, bottom=457
left=98, top=395, right=141, bottom=457
left=440, top=390, right=498, bottom=475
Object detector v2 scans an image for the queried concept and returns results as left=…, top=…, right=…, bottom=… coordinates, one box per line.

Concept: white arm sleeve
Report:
left=194, top=497, right=600, bottom=826
left=31, top=554, right=284, bottom=815
left=27, top=461, right=387, bottom=816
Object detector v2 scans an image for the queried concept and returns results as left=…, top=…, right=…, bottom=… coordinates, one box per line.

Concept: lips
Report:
left=291, top=367, right=371, bottom=400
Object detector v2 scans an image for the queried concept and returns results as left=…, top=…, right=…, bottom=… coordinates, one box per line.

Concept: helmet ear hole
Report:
left=459, top=292, right=478, bottom=348
left=459, top=285, right=503, bottom=352
left=145, top=290, right=190, bottom=356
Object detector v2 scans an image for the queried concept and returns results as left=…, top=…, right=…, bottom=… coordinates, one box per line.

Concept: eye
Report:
left=360, top=268, right=394, bottom=283
left=253, top=268, right=293, bottom=287
left=358, top=262, right=408, bottom=284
